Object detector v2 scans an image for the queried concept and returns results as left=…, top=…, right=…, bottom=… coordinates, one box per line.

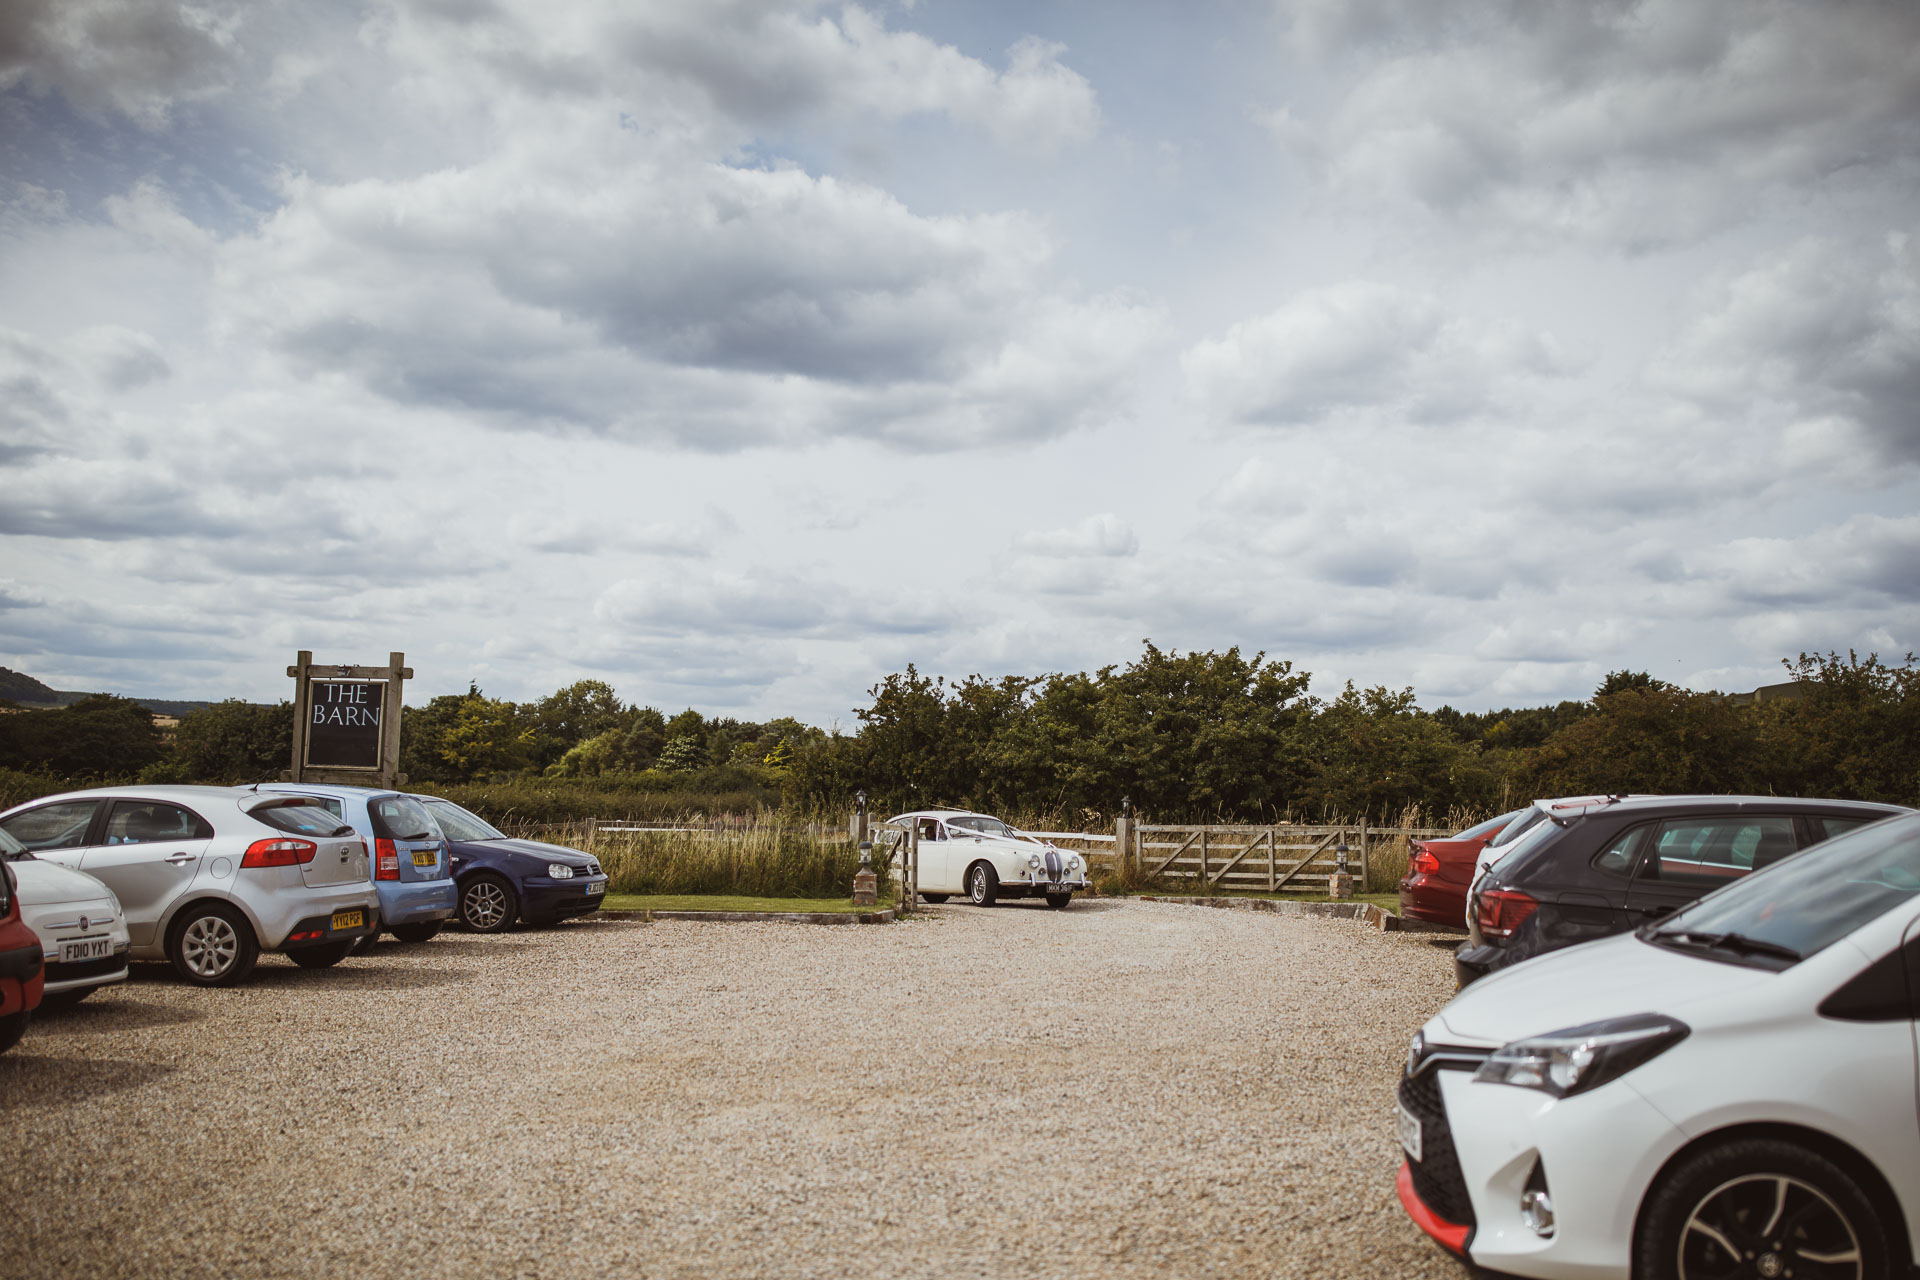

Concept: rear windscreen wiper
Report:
left=1654, top=929, right=1802, bottom=963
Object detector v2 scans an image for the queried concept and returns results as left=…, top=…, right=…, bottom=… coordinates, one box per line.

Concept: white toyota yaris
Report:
left=1398, top=810, right=1920, bottom=1280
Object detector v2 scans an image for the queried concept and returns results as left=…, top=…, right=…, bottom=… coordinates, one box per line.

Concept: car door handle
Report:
left=164, top=852, right=198, bottom=865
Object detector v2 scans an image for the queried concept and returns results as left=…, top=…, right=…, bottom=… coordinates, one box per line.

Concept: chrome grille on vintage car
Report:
left=1043, top=848, right=1062, bottom=879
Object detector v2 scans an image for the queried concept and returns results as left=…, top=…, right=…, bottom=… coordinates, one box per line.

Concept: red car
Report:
left=1396, top=809, right=1522, bottom=930
left=0, top=859, right=45, bottom=1055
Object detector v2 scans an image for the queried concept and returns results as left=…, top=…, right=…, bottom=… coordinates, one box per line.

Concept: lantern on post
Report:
left=1329, top=836, right=1354, bottom=900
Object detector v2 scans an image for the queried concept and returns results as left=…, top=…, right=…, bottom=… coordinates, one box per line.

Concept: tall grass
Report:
left=530, top=813, right=886, bottom=899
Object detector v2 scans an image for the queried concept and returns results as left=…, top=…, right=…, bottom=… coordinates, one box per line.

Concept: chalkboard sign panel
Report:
left=306, top=679, right=385, bottom=769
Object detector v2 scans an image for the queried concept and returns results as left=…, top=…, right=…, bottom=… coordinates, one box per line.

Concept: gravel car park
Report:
left=0, top=898, right=1459, bottom=1279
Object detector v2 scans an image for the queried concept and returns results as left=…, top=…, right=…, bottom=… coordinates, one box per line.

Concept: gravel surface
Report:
left=1, top=898, right=1464, bottom=1279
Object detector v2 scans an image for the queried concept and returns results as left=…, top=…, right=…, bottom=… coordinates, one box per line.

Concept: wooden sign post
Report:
left=287, top=650, right=411, bottom=788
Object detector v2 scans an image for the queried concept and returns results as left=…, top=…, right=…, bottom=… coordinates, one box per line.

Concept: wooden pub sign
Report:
left=286, top=650, right=411, bottom=788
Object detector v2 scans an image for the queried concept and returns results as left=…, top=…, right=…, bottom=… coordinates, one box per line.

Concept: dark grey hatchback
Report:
left=1455, top=793, right=1910, bottom=986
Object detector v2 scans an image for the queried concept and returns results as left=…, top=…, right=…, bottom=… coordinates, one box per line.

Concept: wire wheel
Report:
left=1678, top=1173, right=1862, bottom=1280
left=180, top=914, right=240, bottom=979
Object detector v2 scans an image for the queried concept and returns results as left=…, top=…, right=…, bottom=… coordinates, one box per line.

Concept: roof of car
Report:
left=257, top=782, right=397, bottom=799
left=1539, top=794, right=1909, bottom=819
left=8, top=784, right=265, bottom=806
left=888, top=809, right=997, bottom=822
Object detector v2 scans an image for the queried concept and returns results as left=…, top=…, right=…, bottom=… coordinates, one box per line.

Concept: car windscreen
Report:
left=1456, top=809, right=1522, bottom=842
left=948, top=816, right=1016, bottom=838
left=370, top=795, right=442, bottom=842
left=250, top=801, right=355, bottom=838
left=1649, top=814, right=1920, bottom=966
left=1485, top=806, right=1546, bottom=849
left=424, top=800, right=504, bottom=842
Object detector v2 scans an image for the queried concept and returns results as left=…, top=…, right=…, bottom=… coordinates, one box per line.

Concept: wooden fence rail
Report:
left=1106, top=822, right=1452, bottom=892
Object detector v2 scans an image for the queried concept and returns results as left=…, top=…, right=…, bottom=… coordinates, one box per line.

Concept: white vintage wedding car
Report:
left=888, top=810, right=1088, bottom=909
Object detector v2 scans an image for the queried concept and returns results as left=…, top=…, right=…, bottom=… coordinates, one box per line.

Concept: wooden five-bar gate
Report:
left=1097, top=821, right=1452, bottom=892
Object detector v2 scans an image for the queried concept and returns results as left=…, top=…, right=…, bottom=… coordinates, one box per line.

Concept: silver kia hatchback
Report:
left=0, top=785, right=380, bottom=987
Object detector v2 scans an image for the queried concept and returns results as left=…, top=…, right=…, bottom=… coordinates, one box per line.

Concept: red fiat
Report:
left=0, top=858, right=45, bottom=1055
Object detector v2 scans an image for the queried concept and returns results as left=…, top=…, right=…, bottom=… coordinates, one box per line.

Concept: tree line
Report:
left=1, top=645, right=1915, bottom=823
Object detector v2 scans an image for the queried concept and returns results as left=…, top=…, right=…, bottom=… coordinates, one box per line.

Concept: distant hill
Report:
left=0, top=666, right=216, bottom=718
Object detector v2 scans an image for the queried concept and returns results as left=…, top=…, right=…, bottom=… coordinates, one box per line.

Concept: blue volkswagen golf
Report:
left=411, top=796, right=608, bottom=932
left=258, top=784, right=459, bottom=943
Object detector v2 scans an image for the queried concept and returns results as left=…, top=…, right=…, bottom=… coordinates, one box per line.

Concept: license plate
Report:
left=1396, top=1102, right=1423, bottom=1163
left=59, top=936, right=113, bottom=963
left=331, top=909, right=364, bottom=931
left=411, top=850, right=437, bottom=868
left=586, top=881, right=603, bottom=896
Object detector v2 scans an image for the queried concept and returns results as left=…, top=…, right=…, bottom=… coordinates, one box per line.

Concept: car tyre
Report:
left=0, top=1008, right=27, bottom=1054
left=288, top=941, right=354, bottom=969
left=1634, top=1137, right=1891, bottom=1280
left=167, top=903, right=258, bottom=987
left=389, top=922, right=442, bottom=943
left=920, top=893, right=949, bottom=904
left=460, top=873, right=518, bottom=933
left=967, top=862, right=998, bottom=907
left=1044, top=892, right=1073, bottom=910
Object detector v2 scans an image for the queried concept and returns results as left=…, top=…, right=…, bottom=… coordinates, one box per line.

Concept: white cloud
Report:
left=1181, top=282, right=1562, bottom=428
left=1013, top=514, right=1138, bottom=558
left=0, top=0, right=243, bottom=128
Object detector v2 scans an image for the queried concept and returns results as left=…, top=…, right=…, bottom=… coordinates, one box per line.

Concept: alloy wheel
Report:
left=1679, top=1173, right=1862, bottom=1280
left=180, top=915, right=240, bottom=980
left=465, top=881, right=507, bottom=929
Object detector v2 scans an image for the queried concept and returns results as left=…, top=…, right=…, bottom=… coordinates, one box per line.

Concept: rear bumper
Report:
left=281, top=908, right=378, bottom=949
left=1453, top=943, right=1505, bottom=987
left=374, top=879, right=458, bottom=926
left=1398, top=877, right=1470, bottom=930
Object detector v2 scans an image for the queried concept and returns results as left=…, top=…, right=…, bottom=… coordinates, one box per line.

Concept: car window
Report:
left=1655, top=814, right=1920, bottom=966
left=104, top=800, right=211, bottom=844
left=1, top=800, right=102, bottom=850
left=1456, top=810, right=1520, bottom=842
left=1638, top=816, right=1796, bottom=887
left=1814, top=816, right=1877, bottom=842
left=0, top=826, right=27, bottom=860
left=1592, top=824, right=1651, bottom=877
left=424, top=801, right=504, bottom=842
left=370, top=796, right=441, bottom=841
left=1483, top=815, right=1561, bottom=879
left=250, top=801, right=352, bottom=837
left=1486, top=806, right=1546, bottom=849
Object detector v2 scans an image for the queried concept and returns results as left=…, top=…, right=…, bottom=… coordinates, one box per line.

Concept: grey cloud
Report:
left=69, top=325, right=170, bottom=390
left=0, top=0, right=243, bottom=128
left=1013, top=514, right=1137, bottom=558
left=1656, top=233, right=1920, bottom=462
left=1289, top=0, right=1920, bottom=247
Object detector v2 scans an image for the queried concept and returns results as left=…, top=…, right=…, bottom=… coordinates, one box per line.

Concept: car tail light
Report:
left=1478, top=888, right=1539, bottom=939
left=1411, top=846, right=1441, bottom=875
left=374, top=838, right=401, bottom=881
left=242, top=838, right=317, bottom=868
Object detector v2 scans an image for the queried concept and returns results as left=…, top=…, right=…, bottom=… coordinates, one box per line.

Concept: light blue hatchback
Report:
left=258, top=784, right=458, bottom=943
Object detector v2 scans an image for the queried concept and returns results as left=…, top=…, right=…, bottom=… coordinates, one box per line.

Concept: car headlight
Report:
left=1069, top=855, right=1082, bottom=871
left=1473, top=1013, right=1689, bottom=1098
left=1027, top=853, right=1041, bottom=869
left=547, top=863, right=575, bottom=879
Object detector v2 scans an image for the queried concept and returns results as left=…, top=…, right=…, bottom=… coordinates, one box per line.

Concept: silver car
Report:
left=0, top=786, right=379, bottom=987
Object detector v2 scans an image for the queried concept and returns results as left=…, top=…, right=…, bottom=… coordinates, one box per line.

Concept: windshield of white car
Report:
left=1644, top=813, right=1920, bottom=968
left=947, top=816, right=1017, bottom=838
left=424, top=801, right=506, bottom=842
left=1485, top=806, right=1546, bottom=849
left=1481, top=816, right=1561, bottom=879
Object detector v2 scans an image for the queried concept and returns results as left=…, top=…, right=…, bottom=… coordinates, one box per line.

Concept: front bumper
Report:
left=524, top=874, right=610, bottom=920
left=998, top=877, right=1088, bottom=899
left=43, top=946, right=131, bottom=994
left=1399, top=1061, right=1682, bottom=1279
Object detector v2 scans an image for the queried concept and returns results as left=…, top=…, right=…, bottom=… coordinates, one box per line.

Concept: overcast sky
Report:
left=2, top=0, right=1917, bottom=723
